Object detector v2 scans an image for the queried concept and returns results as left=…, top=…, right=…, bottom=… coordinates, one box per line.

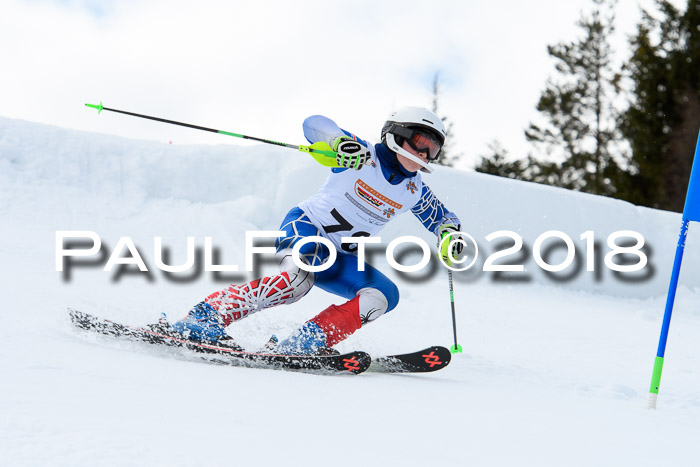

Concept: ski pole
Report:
left=84, top=102, right=340, bottom=167
left=447, top=269, right=462, bottom=354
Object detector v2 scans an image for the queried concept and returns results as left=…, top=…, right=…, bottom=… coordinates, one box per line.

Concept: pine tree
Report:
left=475, top=141, right=526, bottom=179
left=525, top=0, right=627, bottom=197
left=430, top=73, right=462, bottom=168
left=477, top=0, right=630, bottom=198
left=621, top=0, right=700, bottom=211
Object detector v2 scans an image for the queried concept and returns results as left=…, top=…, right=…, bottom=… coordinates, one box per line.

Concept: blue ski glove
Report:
left=437, top=223, right=465, bottom=266
left=333, top=136, right=371, bottom=170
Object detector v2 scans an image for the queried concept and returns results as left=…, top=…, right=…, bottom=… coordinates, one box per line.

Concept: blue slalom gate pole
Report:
left=648, top=219, right=689, bottom=409
left=648, top=130, right=700, bottom=409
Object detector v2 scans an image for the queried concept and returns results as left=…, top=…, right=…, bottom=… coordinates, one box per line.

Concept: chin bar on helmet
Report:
left=384, top=133, right=434, bottom=174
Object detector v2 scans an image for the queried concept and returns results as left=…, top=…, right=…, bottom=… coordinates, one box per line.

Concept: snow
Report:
left=2, top=115, right=700, bottom=466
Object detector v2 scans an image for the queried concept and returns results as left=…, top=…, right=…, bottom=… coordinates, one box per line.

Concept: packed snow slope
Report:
left=2, top=116, right=700, bottom=467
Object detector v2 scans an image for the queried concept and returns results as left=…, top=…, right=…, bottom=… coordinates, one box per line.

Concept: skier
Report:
left=170, top=107, right=464, bottom=354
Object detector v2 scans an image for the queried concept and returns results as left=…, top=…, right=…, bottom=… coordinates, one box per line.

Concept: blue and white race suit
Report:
left=276, top=115, right=461, bottom=316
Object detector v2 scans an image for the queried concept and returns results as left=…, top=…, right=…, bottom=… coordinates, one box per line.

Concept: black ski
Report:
left=69, top=309, right=370, bottom=375
left=370, top=346, right=452, bottom=373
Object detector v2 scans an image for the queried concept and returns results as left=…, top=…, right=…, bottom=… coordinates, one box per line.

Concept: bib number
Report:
left=322, top=208, right=369, bottom=252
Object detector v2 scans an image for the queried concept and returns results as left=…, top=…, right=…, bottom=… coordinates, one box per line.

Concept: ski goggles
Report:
left=390, top=125, right=443, bottom=160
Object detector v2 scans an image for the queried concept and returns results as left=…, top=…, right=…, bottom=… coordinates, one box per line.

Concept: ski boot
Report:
left=170, top=301, right=231, bottom=344
left=272, top=322, right=339, bottom=356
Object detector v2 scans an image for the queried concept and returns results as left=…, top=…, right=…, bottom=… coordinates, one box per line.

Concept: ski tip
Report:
left=370, top=346, right=452, bottom=373
left=429, top=346, right=452, bottom=368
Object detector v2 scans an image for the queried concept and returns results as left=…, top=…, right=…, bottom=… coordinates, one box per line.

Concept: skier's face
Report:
left=397, top=141, right=429, bottom=172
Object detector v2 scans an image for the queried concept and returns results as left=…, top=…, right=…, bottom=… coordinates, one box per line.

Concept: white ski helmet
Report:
left=381, top=106, right=447, bottom=173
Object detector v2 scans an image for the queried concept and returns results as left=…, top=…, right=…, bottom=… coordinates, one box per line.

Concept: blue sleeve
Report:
left=410, top=184, right=461, bottom=235
left=303, top=115, right=370, bottom=147
left=303, top=115, right=371, bottom=173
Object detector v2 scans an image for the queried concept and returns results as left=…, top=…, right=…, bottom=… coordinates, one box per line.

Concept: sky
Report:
left=0, top=0, right=686, bottom=170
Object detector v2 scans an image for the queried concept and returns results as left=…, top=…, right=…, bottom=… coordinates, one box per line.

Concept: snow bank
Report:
left=2, top=115, right=696, bottom=299
left=3, top=115, right=700, bottom=467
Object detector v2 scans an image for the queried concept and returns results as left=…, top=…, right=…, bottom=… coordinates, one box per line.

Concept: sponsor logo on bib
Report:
left=354, top=179, right=402, bottom=217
